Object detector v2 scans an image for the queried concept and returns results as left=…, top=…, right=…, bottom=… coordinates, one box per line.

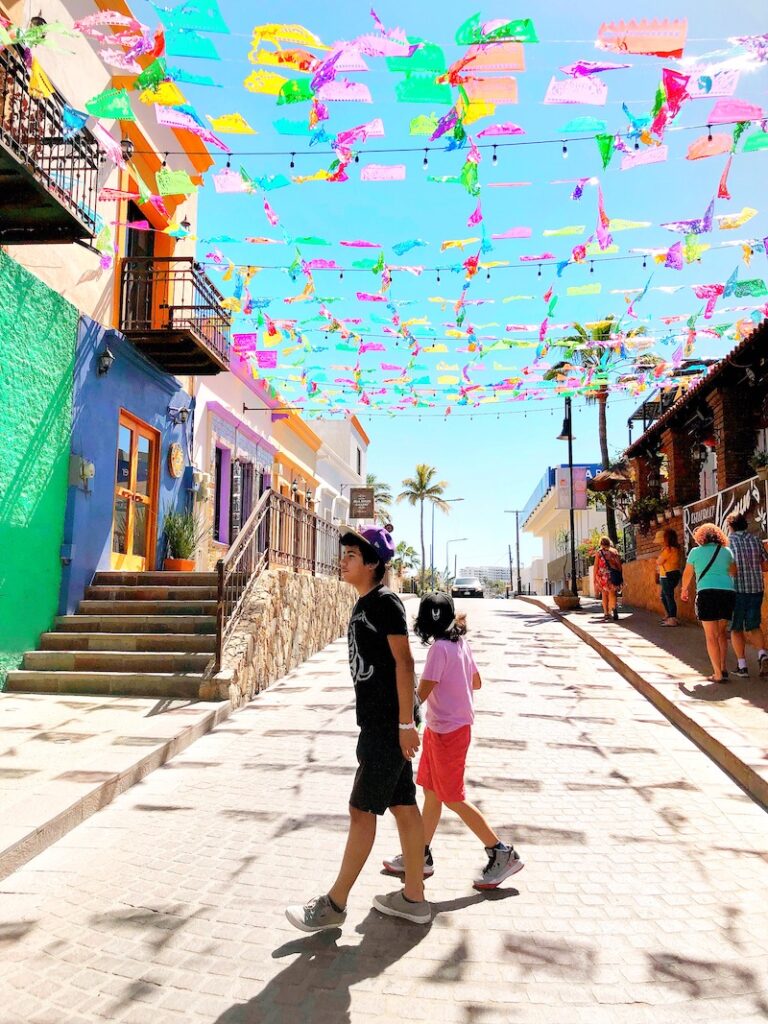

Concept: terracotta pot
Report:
left=673, top=506, right=683, bottom=516
left=553, top=593, right=581, bottom=612
left=756, top=466, right=768, bottom=482
left=163, top=557, right=196, bottom=572
left=664, top=510, right=673, bottom=520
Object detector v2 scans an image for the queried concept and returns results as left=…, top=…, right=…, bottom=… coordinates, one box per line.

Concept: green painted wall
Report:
left=0, top=251, right=79, bottom=685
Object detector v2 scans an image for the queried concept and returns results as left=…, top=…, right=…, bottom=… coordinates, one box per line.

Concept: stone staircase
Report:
left=6, top=572, right=219, bottom=699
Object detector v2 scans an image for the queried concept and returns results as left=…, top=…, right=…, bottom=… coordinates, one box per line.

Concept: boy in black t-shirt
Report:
left=286, top=526, right=430, bottom=930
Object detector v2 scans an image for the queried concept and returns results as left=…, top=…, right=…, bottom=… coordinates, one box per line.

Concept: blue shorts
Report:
left=730, top=592, right=764, bottom=633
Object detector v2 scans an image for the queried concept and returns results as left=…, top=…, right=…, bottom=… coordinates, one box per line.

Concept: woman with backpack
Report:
left=680, top=523, right=738, bottom=683
left=594, top=536, right=624, bottom=622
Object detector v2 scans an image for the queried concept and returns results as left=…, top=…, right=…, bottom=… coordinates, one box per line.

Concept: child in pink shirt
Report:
left=384, top=593, right=523, bottom=890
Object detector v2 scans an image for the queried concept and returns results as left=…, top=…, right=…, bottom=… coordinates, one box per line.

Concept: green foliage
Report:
left=626, top=495, right=668, bottom=525
left=749, top=448, right=768, bottom=470
left=163, top=506, right=209, bottom=560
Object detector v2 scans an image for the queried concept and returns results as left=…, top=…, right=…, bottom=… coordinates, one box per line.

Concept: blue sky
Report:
left=135, top=0, right=767, bottom=570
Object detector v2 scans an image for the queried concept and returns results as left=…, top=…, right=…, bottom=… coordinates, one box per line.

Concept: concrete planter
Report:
left=554, top=592, right=581, bottom=612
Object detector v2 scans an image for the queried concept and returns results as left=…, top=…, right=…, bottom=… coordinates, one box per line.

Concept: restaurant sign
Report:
left=683, top=475, right=768, bottom=550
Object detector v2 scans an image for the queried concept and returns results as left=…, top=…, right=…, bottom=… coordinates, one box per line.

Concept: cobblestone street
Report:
left=2, top=600, right=767, bottom=1024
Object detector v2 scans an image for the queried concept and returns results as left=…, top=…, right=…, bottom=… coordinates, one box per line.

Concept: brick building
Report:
left=622, top=322, right=768, bottom=620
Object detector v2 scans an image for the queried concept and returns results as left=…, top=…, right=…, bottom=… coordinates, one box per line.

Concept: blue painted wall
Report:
left=59, top=317, right=193, bottom=614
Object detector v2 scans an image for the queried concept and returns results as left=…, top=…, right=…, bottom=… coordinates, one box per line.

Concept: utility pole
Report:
left=504, top=509, right=524, bottom=596
left=508, top=544, right=514, bottom=597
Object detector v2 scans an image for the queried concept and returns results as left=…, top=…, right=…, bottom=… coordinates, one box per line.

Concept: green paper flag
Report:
left=596, top=133, right=614, bottom=170
left=743, top=131, right=768, bottom=153
left=85, top=87, right=135, bottom=121
left=455, top=13, right=537, bottom=44
left=277, top=79, right=314, bottom=105
left=134, top=59, right=167, bottom=92
left=733, top=278, right=768, bottom=297
left=156, top=168, right=197, bottom=195
left=410, top=113, right=439, bottom=136
left=387, top=38, right=446, bottom=73
left=460, top=159, right=480, bottom=197
left=395, top=74, right=452, bottom=105
left=294, top=236, right=331, bottom=246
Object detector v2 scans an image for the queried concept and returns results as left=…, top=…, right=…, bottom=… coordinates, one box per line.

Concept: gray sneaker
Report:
left=759, top=653, right=768, bottom=677
left=473, top=846, right=524, bottom=890
left=382, top=849, right=434, bottom=878
left=372, top=889, right=431, bottom=924
left=285, top=894, right=346, bottom=933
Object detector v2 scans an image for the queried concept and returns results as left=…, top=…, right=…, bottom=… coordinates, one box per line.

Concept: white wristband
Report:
left=398, top=721, right=415, bottom=731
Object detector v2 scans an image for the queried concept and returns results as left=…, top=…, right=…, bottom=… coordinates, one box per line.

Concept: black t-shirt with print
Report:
left=347, top=585, right=408, bottom=730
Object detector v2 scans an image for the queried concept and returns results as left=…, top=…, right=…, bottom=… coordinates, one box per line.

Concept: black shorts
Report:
left=349, top=728, right=416, bottom=816
left=696, top=589, right=736, bottom=622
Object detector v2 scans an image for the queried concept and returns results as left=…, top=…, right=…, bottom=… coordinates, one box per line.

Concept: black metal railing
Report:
left=214, top=491, right=341, bottom=672
left=0, top=44, right=99, bottom=235
left=120, top=256, right=230, bottom=364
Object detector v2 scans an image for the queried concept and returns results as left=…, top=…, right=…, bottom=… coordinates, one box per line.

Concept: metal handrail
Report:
left=119, top=256, right=231, bottom=364
left=0, top=44, right=99, bottom=234
left=213, top=490, right=341, bottom=673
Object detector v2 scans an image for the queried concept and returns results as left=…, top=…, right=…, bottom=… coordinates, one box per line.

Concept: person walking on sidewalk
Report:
left=594, top=536, right=623, bottom=621
left=726, top=512, right=768, bottom=679
left=382, top=593, right=524, bottom=891
left=657, top=528, right=682, bottom=626
left=286, top=526, right=430, bottom=933
left=681, top=523, right=737, bottom=683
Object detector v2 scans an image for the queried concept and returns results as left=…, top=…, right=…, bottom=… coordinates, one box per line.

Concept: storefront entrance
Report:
left=111, top=411, right=160, bottom=571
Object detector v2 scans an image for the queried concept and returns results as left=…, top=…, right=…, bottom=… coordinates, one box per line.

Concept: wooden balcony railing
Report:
left=0, top=44, right=99, bottom=242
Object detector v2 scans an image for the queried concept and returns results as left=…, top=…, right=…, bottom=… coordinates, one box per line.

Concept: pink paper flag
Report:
left=360, top=163, right=406, bottom=181
left=492, top=227, right=532, bottom=239
left=340, top=239, right=381, bottom=247
left=718, top=156, right=733, bottom=199
left=318, top=80, right=372, bottom=102
left=359, top=342, right=386, bottom=353
left=213, top=168, right=248, bottom=193
left=708, top=98, right=764, bottom=124
left=477, top=122, right=525, bottom=137
left=560, top=60, right=630, bottom=77
left=232, top=333, right=258, bottom=350
left=255, top=350, right=278, bottom=369
left=620, top=145, right=668, bottom=170
left=544, top=76, right=608, bottom=105
left=329, top=43, right=370, bottom=72
left=465, top=78, right=519, bottom=105
left=520, top=252, right=555, bottom=262
left=305, top=259, right=340, bottom=270
left=665, top=241, right=684, bottom=269
left=467, top=201, right=483, bottom=226
left=356, top=292, right=387, bottom=301
left=91, top=123, right=126, bottom=168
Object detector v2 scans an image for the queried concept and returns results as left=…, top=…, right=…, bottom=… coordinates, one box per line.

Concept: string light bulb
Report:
left=537, top=264, right=542, bottom=277
left=590, top=261, right=595, bottom=274
left=290, top=152, right=295, bottom=169
left=423, top=148, right=429, bottom=169
left=486, top=270, right=491, bottom=281
left=562, top=142, right=568, bottom=159
left=707, top=124, right=713, bottom=142
left=642, top=256, right=647, bottom=269
left=492, top=145, right=498, bottom=165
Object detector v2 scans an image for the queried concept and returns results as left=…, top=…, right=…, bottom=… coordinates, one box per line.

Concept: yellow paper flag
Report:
left=243, top=70, right=287, bottom=96
left=29, top=58, right=54, bottom=100
left=207, top=113, right=256, bottom=134
left=139, top=82, right=187, bottom=106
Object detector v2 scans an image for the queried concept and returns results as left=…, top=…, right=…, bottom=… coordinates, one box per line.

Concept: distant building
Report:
left=460, top=566, right=510, bottom=582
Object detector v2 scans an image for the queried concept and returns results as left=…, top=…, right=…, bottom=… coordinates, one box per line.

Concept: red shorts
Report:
left=416, top=725, right=471, bottom=803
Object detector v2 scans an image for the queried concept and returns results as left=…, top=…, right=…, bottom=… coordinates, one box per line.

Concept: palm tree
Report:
left=397, top=464, right=450, bottom=592
left=545, top=316, right=646, bottom=544
left=366, top=472, right=393, bottom=525
left=392, top=541, right=419, bottom=580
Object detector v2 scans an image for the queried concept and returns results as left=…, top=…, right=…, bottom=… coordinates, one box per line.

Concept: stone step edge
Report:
left=519, top=596, right=768, bottom=811
left=0, top=702, right=231, bottom=883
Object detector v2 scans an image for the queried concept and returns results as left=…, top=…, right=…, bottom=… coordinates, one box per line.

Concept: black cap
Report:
left=416, top=592, right=456, bottom=636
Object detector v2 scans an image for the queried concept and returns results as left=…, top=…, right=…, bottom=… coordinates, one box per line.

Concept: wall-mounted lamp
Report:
left=97, top=347, right=115, bottom=376
left=120, top=137, right=135, bottom=162
left=168, top=404, right=190, bottom=425
left=180, top=215, right=191, bottom=233
left=305, top=488, right=313, bottom=503
left=30, top=12, right=46, bottom=27
left=291, top=480, right=299, bottom=497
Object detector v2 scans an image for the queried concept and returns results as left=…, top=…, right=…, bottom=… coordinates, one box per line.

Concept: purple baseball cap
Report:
left=340, top=525, right=395, bottom=564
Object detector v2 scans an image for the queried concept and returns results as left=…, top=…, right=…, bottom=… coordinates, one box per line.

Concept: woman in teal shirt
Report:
left=681, top=523, right=737, bottom=682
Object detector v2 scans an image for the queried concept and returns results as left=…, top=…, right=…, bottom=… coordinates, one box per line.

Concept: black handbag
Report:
left=601, top=550, right=623, bottom=586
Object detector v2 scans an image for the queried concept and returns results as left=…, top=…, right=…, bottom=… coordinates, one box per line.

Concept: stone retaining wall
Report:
left=201, top=569, right=356, bottom=706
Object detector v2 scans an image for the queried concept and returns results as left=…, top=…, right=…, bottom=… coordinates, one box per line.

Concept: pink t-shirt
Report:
left=422, top=637, right=477, bottom=734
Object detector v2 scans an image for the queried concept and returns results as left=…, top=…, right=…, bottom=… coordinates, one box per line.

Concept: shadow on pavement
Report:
left=212, top=893, right=518, bottom=1024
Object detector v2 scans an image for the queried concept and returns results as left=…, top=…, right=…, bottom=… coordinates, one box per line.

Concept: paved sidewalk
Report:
left=1, top=600, right=767, bottom=1023
left=0, top=693, right=230, bottom=879
left=521, top=596, right=768, bottom=808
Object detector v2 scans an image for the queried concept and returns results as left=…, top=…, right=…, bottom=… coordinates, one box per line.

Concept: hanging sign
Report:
left=349, top=486, right=375, bottom=519
left=555, top=466, right=589, bottom=510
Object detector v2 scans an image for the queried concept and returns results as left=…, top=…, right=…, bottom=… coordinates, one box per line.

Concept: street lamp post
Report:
left=445, top=538, right=467, bottom=580
left=430, top=497, right=464, bottom=588
left=503, top=510, right=524, bottom=595
left=556, top=397, right=580, bottom=603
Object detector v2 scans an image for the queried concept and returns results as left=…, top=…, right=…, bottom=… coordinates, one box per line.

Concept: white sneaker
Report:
left=372, top=889, right=431, bottom=924
left=473, top=846, right=524, bottom=890
left=382, top=848, right=434, bottom=878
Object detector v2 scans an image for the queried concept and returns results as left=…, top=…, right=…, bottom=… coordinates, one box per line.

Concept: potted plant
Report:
left=553, top=528, right=581, bottom=611
left=163, top=506, right=209, bottom=571
left=625, top=496, right=668, bottom=533
left=749, top=449, right=768, bottom=481
left=673, top=504, right=683, bottom=516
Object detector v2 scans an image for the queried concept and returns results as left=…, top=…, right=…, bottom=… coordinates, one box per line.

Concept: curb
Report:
left=519, top=596, right=768, bottom=810
left=0, top=701, right=232, bottom=882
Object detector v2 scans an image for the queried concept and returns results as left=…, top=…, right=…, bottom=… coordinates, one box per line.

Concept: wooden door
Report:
left=111, top=411, right=160, bottom=571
